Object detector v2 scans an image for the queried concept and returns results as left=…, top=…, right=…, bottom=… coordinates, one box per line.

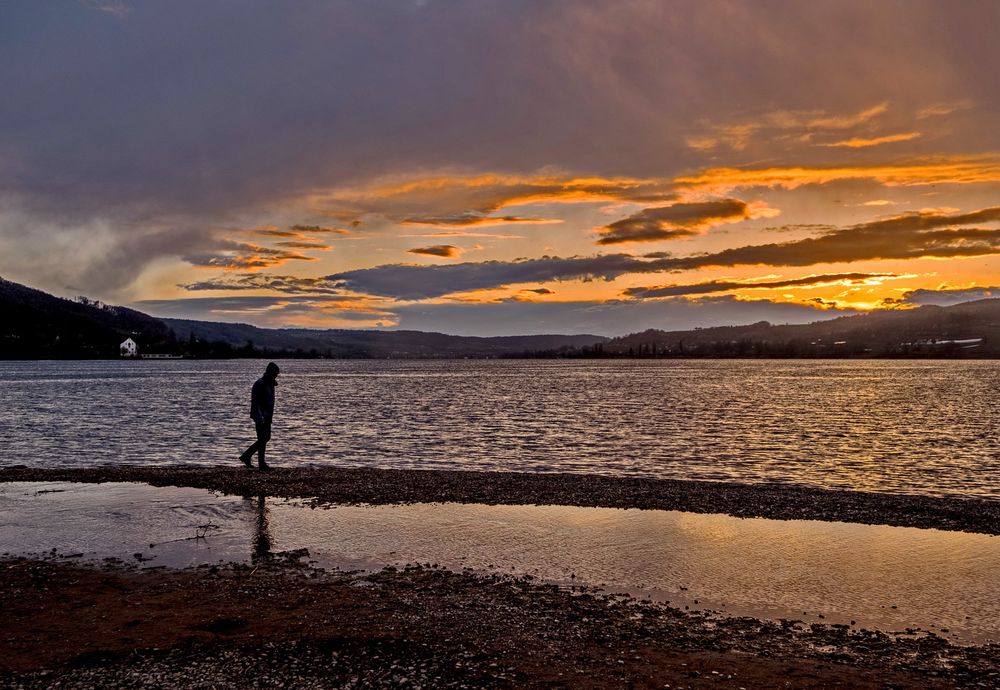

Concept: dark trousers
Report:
left=242, top=420, right=271, bottom=467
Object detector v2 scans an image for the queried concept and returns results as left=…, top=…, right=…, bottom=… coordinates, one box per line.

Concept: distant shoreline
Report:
left=3, top=465, right=997, bottom=535
left=1, top=354, right=998, bottom=361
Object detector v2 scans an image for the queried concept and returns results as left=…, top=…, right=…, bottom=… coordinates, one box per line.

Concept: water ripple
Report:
left=2, top=359, right=998, bottom=499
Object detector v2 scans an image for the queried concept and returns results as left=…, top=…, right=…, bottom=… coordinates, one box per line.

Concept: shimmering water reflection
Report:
left=2, top=359, right=998, bottom=498
left=2, top=482, right=998, bottom=643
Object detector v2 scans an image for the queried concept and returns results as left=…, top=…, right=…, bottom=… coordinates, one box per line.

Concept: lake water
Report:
left=3, top=482, right=998, bottom=643
left=1, top=359, right=998, bottom=499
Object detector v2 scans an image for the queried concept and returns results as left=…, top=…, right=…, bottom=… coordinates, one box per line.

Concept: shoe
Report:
left=239, top=454, right=253, bottom=468
left=258, top=463, right=272, bottom=472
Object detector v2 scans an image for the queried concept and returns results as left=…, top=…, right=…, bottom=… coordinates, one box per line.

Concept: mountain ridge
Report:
left=593, top=299, right=1000, bottom=357
left=0, top=277, right=604, bottom=358
left=1, top=276, right=997, bottom=358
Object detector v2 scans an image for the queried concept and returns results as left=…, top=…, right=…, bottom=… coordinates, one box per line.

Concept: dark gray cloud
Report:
left=597, top=199, right=753, bottom=245
left=889, top=286, right=1000, bottom=307
left=289, top=225, right=351, bottom=235
left=0, top=217, right=211, bottom=296
left=138, top=293, right=853, bottom=336
left=136, top=295, right=393, bottom=326
left=79, top=1, right=131, bottom=17
left=329, top=206, right=1000, bottom=298
left=276, top=240, right=331, bottom=250
left=328, top=254, right=652, bottom=299
left=407, top=245, right=462, bottom=258
left=139, top=295, right=329, bottom=313
left=391, top=295, right=854, bottom=337
left=180, top=273, right=346, bottom=295
left=852, top=206, right=1000, bottom=233
left=624, top=272, right=897, bottom=298
left=761, top=223, right=838, bottom=234
left=256, top=229, right=303, bottom=238
left=0, top=0, right=692, bottom=227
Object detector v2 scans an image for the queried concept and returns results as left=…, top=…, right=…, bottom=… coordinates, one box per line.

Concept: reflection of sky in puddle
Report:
left=2, top=481, right=998, bottom=644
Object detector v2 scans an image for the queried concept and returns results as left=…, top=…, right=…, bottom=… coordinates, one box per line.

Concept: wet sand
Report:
left=3, top=466, right=999, bottom=687
left=2, top=465, right=999, bottom=535
left=3, top=557, right=996, bottom=689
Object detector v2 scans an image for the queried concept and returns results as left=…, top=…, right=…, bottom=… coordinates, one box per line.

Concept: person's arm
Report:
left=250, top=380, right=263, bottom=422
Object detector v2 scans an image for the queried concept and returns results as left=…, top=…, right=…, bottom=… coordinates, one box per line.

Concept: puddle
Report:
left=2, top=481, right=998, bottom=644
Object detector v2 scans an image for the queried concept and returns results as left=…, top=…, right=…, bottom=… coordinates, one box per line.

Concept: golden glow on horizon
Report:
left=674, top=157, right=1000, bottom=194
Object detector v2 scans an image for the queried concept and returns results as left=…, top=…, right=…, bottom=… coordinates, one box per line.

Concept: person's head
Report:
left=264, top=362, right=280, bottom=380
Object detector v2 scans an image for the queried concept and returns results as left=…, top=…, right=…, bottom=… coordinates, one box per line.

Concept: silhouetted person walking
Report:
left=239, top=362, right=279, bottom=471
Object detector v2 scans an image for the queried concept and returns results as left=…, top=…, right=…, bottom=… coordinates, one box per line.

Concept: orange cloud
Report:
left=303, top=154, right=1000, bottom=235
left=256, top=224, right=350, bottom=239
left=822, top=132, right=921, bottom=148
left=805, top=102, right=888, bottom=129
left=686, top=102, right=890, bottom=152
left=675, top=157, right=1000, bottom=194
left=184, top=242, right=317, bottom=270
left=624, top=272, right=903, bottom=298
left=309, top=173, right=676, bottom=219
left=686, top=124, right=758, bottom=152
left=276, top=240, right=332, bottom=250
left=255, top=229, right=302, bottom=237
left=400, top=230, right=523, bottom=239
left=330, top=205, right=1000, bottom=299
left=916, top=102, right=972, bottom=119
left=400, top=214, right=561, bottom=227
left=289, top=224, right=351, bottom=234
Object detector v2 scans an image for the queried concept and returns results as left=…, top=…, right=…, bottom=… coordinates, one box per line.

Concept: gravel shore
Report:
left=2, top=465, right=999, bottom=535
left=4, top=466, right=999, bottom=687
left=3, top=557, right=997, bottom=689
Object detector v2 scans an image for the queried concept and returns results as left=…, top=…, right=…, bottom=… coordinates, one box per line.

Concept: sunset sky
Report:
left=1, top=0, right=999, bottom=335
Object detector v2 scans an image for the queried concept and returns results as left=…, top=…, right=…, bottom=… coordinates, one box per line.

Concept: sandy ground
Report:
left=3, top=557, right=996, bottom=689
left=2, top=466, right=999, bottom=688
left=2, top=465, right=998, bottom=535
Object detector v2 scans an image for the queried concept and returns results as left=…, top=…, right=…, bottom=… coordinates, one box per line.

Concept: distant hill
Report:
left=0, top=277, right=176, bottom=358
left=0, top=277, right=604, bottom=359
left=2, top=276, right=997, bottom=358
left=583, top=299, right=1000, bottom=358
left=162, top=318, right=607, bottom=358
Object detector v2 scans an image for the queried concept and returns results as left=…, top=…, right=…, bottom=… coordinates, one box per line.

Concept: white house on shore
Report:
left=120, top=338, right=138, bottom=357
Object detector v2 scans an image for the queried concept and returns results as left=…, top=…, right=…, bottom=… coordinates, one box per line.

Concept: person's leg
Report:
left=255, top=421, right=272, bottom=469
left=240, top=438, right=259, bottom=466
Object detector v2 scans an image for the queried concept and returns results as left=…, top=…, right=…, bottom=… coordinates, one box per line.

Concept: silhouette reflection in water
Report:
left=248, top=494, right=272, bottom=562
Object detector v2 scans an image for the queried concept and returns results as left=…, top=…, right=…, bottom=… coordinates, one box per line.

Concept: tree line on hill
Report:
left=0, top=277, right=602, bottom=359
left=516, top=300, right=1000, bottom=359
left=2, top=276, right=997, bottom=359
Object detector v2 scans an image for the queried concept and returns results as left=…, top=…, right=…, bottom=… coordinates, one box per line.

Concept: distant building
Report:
left=120, top=338, right=138, bottom=357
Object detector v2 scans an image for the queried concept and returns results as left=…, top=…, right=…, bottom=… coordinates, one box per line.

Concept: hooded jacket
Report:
left=250, top=375, right=277, bottom=423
